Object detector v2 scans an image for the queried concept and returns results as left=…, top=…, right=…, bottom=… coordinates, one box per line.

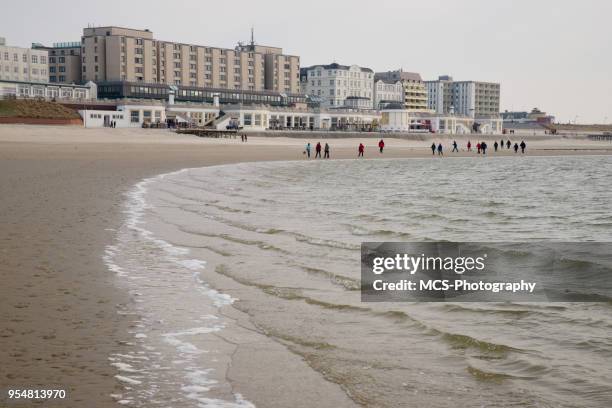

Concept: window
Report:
left=130, top=111, right=140, bottom=123
left=58, top=66, right=65, bottom=72
left=23, top=54, right=28, bottom=63
left=50, top=67, right=56, bottom=73
left=243, top=114, right=252, bottom=126
left=59, top=75, right=65, bottom=82
left=31, top=55, right=38, bottom=64
left=40, top=56, right=47, bottom=64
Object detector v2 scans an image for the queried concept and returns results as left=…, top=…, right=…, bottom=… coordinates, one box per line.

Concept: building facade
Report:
left=375, top=70, right=427, bottom=111
left=0, top=79, right=96, bottom=100
left=426, top=75, right=501, bottom=118
left=0, top=39, right=48, bottom=83
left=373, top=79, right=403, bottom=110
left=33, top=42, right=82, bottom=84
left=79, top=26, right=299, bottom=94
left=301, top=63, right=374, bottom=109
left=380, top=108, right=502, bottom=134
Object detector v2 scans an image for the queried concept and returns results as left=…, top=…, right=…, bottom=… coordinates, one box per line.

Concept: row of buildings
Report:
left=0, top=26, right=503, bottom=133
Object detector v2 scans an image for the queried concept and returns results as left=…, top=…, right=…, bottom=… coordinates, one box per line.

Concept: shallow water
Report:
left=106, top=155, right=612, bottom=407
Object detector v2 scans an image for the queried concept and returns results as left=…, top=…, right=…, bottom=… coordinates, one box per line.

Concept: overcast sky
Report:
left=3, top=0, right=611, bottom=123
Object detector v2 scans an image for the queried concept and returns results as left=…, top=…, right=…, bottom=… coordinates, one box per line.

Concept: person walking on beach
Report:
left=506, top=140, right=511, bottom=149
left=305, top=142, right=311, bottom=158
left=437, top=143, right=443, bottom=156
left=452, top=140, right=459, bottom=152
left=520, top=140, right=526, bottom=154
left=431, top=142, right=436, bottom=155
left=494, top=141, right=499, bottom=152
left=514, top=142, right=519, bottom=153
left=315, top=142, right=322, bottom=158
left=467, top=141, right=472, bottom=152
left=358, top=143, right=365, bottom=157
left=324, top=142, right=330, bottom=159
left=378, top=139, right=385, bottom=153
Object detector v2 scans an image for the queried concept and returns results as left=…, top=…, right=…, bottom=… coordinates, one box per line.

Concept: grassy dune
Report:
left=0, top=99, right=80, bottom=120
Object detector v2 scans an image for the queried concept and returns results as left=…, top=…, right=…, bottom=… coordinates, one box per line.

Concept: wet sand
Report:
left=1, top=125, right=611, bottom=407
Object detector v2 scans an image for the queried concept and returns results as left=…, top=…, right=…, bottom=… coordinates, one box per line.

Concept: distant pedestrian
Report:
left=244, top=134, right=248, bottom=142
left=305, top=142, right=311, bottom=158
left=452, top=140, right=458, bottom=152
left=494, top=141, right=499, bottom=152
left=506, top=140, right=511, bottom=149
left=514, top=142, right=519, bottom=153
left=241, top=134, right=245, bottom=142
left=481, top=141, right=487, bottom=155
left=477, top=142, right=481, bottom=154
left=520, top=140, right=526, bottom=153
left=500, top=139, right=504, bottom=148
left=467, top=141, right=472, bottom=152
left=431, top=143, right=436, bottom=155
left=437, top=143, right=443, bottom=156
left=358, top=143, right=365, bottom=157
left=315, top=142, right=322, bottom=158
left=324, top=143, right=330, bottom=159
left=379, top=139, right=385, bottom=153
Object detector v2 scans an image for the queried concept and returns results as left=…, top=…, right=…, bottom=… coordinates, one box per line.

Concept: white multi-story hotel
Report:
left=0, top=37, right=49, bottom=83
left=373, top=78, right=403, bottom=109
left=301, top=63, right=374, bottom=109
left=426, top=75, right=500, bottom=118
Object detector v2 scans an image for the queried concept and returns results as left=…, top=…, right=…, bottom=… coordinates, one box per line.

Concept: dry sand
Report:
left=1, top=125, right=611, bottom=407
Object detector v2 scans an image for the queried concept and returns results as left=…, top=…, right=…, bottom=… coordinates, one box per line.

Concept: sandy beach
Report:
left=1, top=125, right=612, bottom=407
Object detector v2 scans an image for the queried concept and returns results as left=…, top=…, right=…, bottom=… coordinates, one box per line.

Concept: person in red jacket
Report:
left=315, top=142, right=322, bottom=158
left=378, top=139, right=385, bottom=153
left=358, top=143, right=365, bottom=157
left=467, top=141, right=472, bottom=152
left=476, top=142, right=481, bottom=154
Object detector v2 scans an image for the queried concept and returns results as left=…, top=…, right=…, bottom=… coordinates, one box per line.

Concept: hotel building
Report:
left=32, top=42, right=82, bottom=84
left=79, top=26, right=300, bottom=94
left=0, top=37, right=48, bottom=83
left=301, top=63, right=374, bottom=109
left=374, top=70, right=428, bottom=111
left=426, top=75, right=500, bottom=118
left=373, top=78, right=403, bottom=110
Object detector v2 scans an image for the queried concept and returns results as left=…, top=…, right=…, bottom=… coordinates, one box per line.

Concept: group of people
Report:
left=240, top=134, right=248, bottom=142
left=437, top=139, right=527, bottom=155
left=304, top=137, right=528, bottom=159
left=305, top=142, right=331, bottom=159
left=105, top=120, right=118, bottom=128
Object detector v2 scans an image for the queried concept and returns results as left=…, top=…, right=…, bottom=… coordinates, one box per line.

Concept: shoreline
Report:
left=1, top=124, right=612, bottom=406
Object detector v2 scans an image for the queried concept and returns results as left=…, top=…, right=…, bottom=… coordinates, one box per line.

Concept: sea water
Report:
left=105, top=155, right=612, bottom=407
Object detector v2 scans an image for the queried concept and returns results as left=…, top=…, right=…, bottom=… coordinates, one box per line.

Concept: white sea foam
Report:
left=115, top=375, right=142, bottom=385
left=104, top=168, right=254, bottom=407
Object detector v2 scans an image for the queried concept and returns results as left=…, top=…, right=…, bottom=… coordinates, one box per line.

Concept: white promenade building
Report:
left=301, top=63, right=374, bottom=109
left=381, top=109, right=502, bottom=134
left=0, top=79, right=97, bottom=100
left=0, top=38, right=49, bottom=83
left=426, top=75, right=500, bottom=118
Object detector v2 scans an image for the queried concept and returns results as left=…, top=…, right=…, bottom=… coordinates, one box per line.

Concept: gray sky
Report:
left=3, top=0, right=611, bottom=123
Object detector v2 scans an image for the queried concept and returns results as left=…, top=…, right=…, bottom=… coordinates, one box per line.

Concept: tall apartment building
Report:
left=426, top=75, right=500, bottom=117
left=32, top=42, right=82, bottom=84
left=375, top=70, right=427, bottom=111
left=0, top=38, right=48, bottom=83
left=301, top=63, right=374, bottom=109
left=79, top=26, right=300, bottom=94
